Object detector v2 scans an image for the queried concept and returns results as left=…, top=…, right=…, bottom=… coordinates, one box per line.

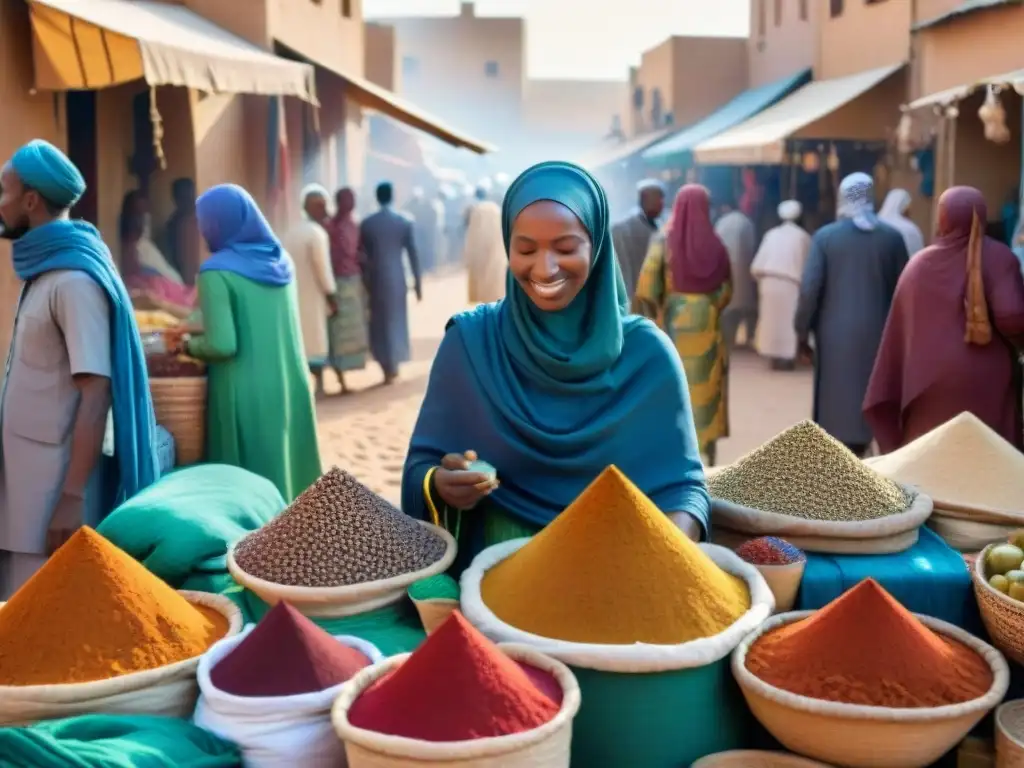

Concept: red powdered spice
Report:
left=348, top=611, right=561, bottom=741
left=211, top=601, right=372, bottom=697
left=746, top=579, right=993, bottom=708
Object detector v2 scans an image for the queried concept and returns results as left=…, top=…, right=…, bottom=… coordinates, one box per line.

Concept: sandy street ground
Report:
left=315, top=269, right=814, bottom=504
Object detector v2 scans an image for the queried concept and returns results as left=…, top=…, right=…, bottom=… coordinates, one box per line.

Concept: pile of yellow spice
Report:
left=0, top=527, right=228, bottom=686
left=481, top=466, right=750, bottom=645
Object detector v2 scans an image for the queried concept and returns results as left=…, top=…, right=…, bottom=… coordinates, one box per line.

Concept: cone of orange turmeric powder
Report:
left=0, top=527, right=241, bottom=725
left=479, top=465, right=752, bottom=644
left=745, top=579, right=996, bottom=708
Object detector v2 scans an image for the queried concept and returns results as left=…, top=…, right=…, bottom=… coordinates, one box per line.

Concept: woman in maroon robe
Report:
left=864, top=186, right=1024, bottom=452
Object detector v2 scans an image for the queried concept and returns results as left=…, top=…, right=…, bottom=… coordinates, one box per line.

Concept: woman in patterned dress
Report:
left=634, top=184, right=732, bottom=466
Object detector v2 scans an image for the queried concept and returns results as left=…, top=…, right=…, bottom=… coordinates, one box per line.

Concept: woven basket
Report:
left=332, top=643, right=581, bottom=767
left=973, top=544, right=1024, bottom=665
left=227, top=522, right=457, bottom=618
left=0, top=590, right=242, bottom=726
left=150, top=376, right=207, bottom=466
left=997, top=700, right=1024, bottom=768
left=754, top=561, right=805, bottom=613
left=732, top=610, right=1010, bottom=767
left=691, top=751, right=833, bottom=767
left=708, top=483, right=931, bottom=554
left=412, top=597, right=460, bottom=635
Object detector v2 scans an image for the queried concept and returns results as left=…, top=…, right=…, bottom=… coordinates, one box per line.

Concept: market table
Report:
left=796, top=526, right=980, bottom=632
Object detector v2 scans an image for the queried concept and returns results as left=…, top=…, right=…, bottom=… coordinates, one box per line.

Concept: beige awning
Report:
left=908, top=68, right=1024, bottom=110
left=693, top=64, right=904, bottom=165
left=281, top=44, right=494, bottom=155
left=29, top=0, right=316, bottom=102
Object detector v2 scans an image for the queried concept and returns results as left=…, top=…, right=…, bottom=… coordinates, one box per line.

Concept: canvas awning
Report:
left=28, top=0, right=316, bottom=101
left=907, top=68, right=1024, bottom=109
left=281, top=45, right=494, bottom=155
left=581, top=126, right=677, bottom=172
left=693, top=64, right=905, bottom=165
left=642, top=69, right=811, bottom=166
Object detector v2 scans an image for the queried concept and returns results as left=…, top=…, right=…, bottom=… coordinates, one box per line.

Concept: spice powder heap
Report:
left=233, top=467, right=447, bottom=587
left=0, top=527, right=228, bottom=686
left=348, top=611, right=560, bottom=741
left=746, top=579, right=993, bottom=708
left=708, top=420, right=911, bottom=522
left=481, top=465, right=751, bottom=645
left=211, top=601, right=372, bottom=697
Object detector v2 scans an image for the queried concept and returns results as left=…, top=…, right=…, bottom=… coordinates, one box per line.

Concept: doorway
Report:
left=65, top=90, right=98, bottom=225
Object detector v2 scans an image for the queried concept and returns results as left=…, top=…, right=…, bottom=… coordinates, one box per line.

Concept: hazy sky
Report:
left=364, top=0, right=750, bottom=81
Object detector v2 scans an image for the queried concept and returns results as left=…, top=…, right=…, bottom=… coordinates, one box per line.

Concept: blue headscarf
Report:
left=9, top=140, right=86, bottom=209
left=402, top=161, right=709, bottom=534
left=197, top=184, right=293, bottom=286
left=12, top=219, right=159, bottom=507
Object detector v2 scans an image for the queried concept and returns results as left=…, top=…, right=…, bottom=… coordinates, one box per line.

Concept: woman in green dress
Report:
left=402, top=162, right=709, bottom=571
left=634, top=184, right=732, bottom=466
left=169, top=184, right=321, bottom=502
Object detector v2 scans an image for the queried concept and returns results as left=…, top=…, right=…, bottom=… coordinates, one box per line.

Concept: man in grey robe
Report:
left=611, top=179, right=665, bottom=298
left=716, top=191, right=758, bottom=349
left=360, top=181, right=422, bottom=385
left=795, top=172, right=909, bottom=456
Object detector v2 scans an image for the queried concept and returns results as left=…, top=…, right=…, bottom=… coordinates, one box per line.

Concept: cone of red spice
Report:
left=745, top=579, right=994, bottom=708
left=347, top=611, right=561, bottom=742
left=211, top=601, right=373, bottom=697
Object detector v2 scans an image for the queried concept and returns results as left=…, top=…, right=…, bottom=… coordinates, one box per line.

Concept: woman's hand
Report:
left=668, top=511, right=702, bottom=542
left=163, top=328, right=188, bottom=356
left=434, top=450, right=498, bottom=510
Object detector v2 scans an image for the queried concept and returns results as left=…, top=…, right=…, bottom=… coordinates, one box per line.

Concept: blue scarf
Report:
left=12, top=220, right=159, bottom=507
left=402, top=161, right=709, bottom=528
left=196, top=184, right=293, bottom=286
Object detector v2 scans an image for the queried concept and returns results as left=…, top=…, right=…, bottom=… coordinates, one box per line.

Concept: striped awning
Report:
left=29, top=0, right=315, bottom=101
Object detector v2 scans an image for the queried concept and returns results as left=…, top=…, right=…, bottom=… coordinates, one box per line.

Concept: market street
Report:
left=315, top=269, right=814, bottom=504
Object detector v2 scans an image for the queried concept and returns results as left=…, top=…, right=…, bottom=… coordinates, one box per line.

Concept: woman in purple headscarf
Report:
left=167, top=184, right=321, bottom=501
left=865, top=186, right=1024, bottom=452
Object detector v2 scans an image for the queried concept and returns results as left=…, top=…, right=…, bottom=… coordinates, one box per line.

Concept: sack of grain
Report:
left=707, top=421, right=932, bottom=553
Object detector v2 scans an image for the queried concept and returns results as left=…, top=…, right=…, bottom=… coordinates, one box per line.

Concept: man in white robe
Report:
left=751, top=200, right=811, bottom=370
left=878, top=188, right=924, bottom=258
left=463, top=186, right=506, bottom=304
left=284, top=184, right=336, bottom=397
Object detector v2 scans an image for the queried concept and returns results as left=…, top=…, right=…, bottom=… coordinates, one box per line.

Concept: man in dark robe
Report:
left=360, top=182, right=422, bottom=385
left=795, top=173, right=909, bottom=456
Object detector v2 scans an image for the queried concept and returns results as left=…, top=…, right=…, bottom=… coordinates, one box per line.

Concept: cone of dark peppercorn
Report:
left=233, top=468, right=448, bottom=588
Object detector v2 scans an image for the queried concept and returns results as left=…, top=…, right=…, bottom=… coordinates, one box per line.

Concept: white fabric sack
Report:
left=194, top=626, right=384, bottom=768
left=461, top=540, right=774, bottom=673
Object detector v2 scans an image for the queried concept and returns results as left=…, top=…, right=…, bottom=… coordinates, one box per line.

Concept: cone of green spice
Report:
left=708, top=421, right=911, bottom=522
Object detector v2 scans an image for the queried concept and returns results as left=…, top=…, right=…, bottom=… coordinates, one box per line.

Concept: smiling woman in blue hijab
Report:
left=402, top=161, right=709, bottom=566
left=168, top=184, right=321, bottom=502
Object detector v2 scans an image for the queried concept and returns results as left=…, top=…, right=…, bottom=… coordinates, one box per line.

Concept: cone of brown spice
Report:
left=232, top=467, right=448, bottom=588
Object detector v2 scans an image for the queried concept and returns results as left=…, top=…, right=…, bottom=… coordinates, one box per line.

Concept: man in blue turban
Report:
left=0, top=140, right=158, bottom=597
